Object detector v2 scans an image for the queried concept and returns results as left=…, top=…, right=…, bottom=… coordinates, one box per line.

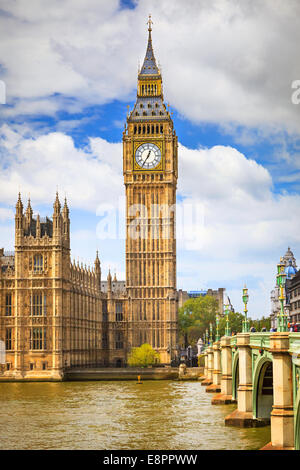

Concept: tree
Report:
left=249, top=316, right=271, bottom=331
left=178, top=295, right=219, bottom=347
left=218, top=311, right=244, bottom=336
left=127, top=343, right=160, bottom=367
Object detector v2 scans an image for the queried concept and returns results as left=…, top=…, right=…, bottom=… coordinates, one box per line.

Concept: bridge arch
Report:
left=253, top=355, right=273, bottom=421
left=232, top=350, right=239, bottom=401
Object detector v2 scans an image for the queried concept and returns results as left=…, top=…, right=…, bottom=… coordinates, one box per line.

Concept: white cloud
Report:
left=0, top=208, right=14, bottom=221
left=1, top=125, right=300, bottom=316
left=0, top=124, right=123, bottom=210
left=0, top=0, right=299, bottom=135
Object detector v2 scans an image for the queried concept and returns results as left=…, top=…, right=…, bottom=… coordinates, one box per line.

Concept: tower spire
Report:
left=128, top=15, right=170, bottom=123
left=25, top=197, right=33, bottom=221
left=147, top=13, right=153, bottom=33
left=53, top=191, right=61, bottom=214
left=16, top=192, right=23, bottom=213
left=139, top=14, right=159, bottom=76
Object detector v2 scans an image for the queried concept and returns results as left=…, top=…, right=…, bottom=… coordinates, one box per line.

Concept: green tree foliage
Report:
left=178, top=296, right=219, bottom=346
left=218, top=311, right=244, bottom=336
left=127, top=343, right=160, bottom=367
left=248, top=316, right=271, bottom=331
left=179, top=295, right=272, bottom=347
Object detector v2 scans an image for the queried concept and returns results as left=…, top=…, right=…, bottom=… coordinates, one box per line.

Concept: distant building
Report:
left=285, top=266, right=300, bottom=325
left=270, top=247, right=297, bottom=328
left=178, top=288, right=228, bottom=316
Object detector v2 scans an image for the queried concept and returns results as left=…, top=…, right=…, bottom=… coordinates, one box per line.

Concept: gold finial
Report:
left=147, top=14, right=153, bottom=32
left=127, top=104, right=130, bottom=117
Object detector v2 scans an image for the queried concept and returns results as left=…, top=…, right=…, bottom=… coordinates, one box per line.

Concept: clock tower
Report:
left=123, top=17, right=178, bottom=364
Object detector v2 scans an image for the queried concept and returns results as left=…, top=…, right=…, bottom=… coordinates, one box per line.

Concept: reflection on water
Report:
left=0, top=381, right=270, bottom=450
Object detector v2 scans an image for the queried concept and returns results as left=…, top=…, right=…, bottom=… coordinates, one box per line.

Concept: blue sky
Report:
left=0, top=0, right=300, bottom=316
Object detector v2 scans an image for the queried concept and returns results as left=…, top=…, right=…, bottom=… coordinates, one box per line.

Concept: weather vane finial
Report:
left=147, top=14, right=153, bottom=32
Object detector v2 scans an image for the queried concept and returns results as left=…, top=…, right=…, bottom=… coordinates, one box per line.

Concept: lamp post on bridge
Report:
left=276, top=258, right=288, bottom=332
left=205, top=328, right=209, bottom=346
left=209, top=322, right=213, bottom=345
left=215, top=314, right=220, bottom=342
left=224, top=302, right=231, bottom=336
left=242, top=286, right=250, bottom=333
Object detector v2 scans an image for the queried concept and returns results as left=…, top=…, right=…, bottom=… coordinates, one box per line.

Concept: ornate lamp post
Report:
left=215, top=314, right=220, bottom=341
left=205, top=328, right=209, bottom=346
left=242, top=286, right=250, bottom=333
left=209, top=322, right=213, bottom=345
left=276, top=258, right=288, bottom=332
left=224, top=302, right=231, bottom=336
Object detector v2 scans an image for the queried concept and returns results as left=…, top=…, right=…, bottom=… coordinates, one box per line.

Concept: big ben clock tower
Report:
left=123, top=16, right=178, bottom=364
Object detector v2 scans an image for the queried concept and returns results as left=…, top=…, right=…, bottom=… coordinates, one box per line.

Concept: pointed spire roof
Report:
left=16, top=192, right=23, bottom=211
left=140, top=15, right=160, bottom=76
left=62, top=197, right=69, bottom=216
left=95, top=250, right=100, bottom=266
left=25, top=197, right=33, bottom=219
left=128, top=16, right=170, bottom=123
left=53, top=192, right=61, bottom=213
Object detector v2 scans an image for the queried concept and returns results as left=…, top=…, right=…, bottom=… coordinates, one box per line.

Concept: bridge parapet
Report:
left=249, top=332, right=271, bottom=350
left=289, top=333, right=300, bottom=356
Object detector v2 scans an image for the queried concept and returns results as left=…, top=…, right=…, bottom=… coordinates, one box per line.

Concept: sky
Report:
left=0, top=0, right=300, bottom=317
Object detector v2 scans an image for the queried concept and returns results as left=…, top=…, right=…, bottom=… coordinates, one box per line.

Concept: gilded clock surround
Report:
left=133, top=140, right=164, bottom=172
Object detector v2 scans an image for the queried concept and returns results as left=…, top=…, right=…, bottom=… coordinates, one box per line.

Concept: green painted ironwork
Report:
left=242, top=286, right=250, bottom=333
left=276, top=258, right=288, bottom=332
left=249, top=332, right=271, bottom=349
left=209, top=322, right=213, bottom=345
left=224, top=302, right=231, bottom=337
left=252, top=355, right=273, bottom=420
left=215, top=314, right=220, bottom=342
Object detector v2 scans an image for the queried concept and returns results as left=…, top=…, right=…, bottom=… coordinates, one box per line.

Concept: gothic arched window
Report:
left=116, top=331, right=123, bottom=349
left=33, top=254, right=43, bottom=273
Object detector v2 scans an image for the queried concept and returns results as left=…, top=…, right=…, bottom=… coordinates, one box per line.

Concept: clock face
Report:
left=135, top=143, right=161, bottom=169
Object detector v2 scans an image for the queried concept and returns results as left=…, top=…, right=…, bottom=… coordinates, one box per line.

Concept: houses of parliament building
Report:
left=0, top=19, right=180, bottom=380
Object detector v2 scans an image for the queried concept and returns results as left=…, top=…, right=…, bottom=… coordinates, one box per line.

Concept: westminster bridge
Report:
left=201, top=331, right=300, bottom=450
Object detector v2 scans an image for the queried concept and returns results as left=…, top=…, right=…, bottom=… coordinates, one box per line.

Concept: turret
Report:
left=36, top=214, right=41, bottom=238
left=94, top=250, right=101, bottom=288
left=107, top=269, right=112, bottom=299
left=15, top=193, right=24, bottom=244
left=52, top=192, right=62, bottom=243
left=62, top=197, right=70, bottom=246
left=25, top=198, right=33, bottom=230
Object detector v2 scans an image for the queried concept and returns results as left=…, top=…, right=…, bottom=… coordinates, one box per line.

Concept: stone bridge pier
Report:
left=211, top=336, right=235, bottom=404
left=206, top=341, right=221, bottom=393
left=201, top=345, right=213, bottom=386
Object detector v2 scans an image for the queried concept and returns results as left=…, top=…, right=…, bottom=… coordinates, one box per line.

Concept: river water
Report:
left=0, top=380, right=270, bottom=450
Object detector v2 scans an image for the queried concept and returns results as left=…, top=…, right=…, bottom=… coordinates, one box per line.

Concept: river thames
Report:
left=0, top=380, right=270, bottom=450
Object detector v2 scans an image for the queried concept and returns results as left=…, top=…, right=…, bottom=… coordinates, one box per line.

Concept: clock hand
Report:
left=142, top=150, right=151, bottom=167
